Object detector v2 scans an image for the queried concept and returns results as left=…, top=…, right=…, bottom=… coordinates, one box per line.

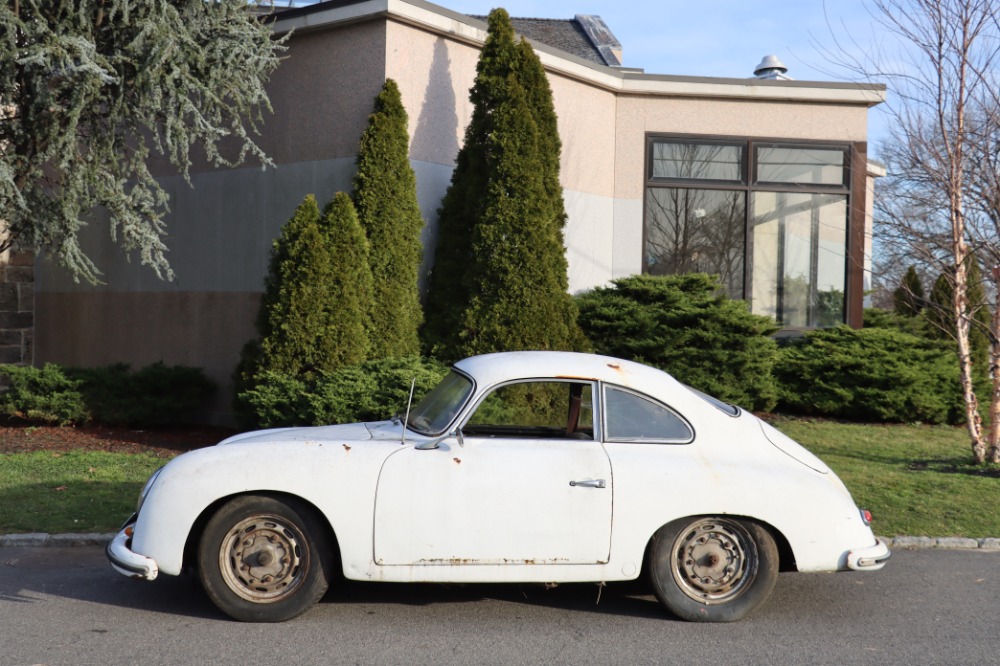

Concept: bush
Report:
left=576, top=274, right=780, bottom=411
left=0, top=363, right=87, bottom=425
left=774, top=326, right=963, bottom=424
left=0, top=362, right=215, bottom=426
left=235, top=356, right=449, bottom=429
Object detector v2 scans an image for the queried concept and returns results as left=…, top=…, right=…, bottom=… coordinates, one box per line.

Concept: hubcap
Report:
left=219, top=515, right=307, bottom=603
left=671, top=519, right=757, bottom=604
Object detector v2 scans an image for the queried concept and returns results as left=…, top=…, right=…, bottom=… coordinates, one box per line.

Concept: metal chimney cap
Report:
left=754, top=54, right=788, bottom=76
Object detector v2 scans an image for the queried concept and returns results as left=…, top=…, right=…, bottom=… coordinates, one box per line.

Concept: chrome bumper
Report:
left=106, top=516, right=159, bottom=581
left=846, top=538, right=891, bottom=571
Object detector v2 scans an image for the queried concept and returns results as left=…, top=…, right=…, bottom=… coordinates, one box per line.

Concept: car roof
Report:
left=452, top=351, right=677, bottom=392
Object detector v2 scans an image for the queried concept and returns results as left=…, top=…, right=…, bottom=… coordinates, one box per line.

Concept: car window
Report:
left=464, top=381, right=594, bottom=440
left=604, top=386, right=693, bottom=443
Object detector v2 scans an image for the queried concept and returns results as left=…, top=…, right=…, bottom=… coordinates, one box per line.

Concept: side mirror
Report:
left=414, top=429, right=463, bottom=450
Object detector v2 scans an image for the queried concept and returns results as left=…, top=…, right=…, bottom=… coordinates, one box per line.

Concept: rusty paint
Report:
left=342, top=444, right=352, bottom=452
left=453, top=457, right=461, bottom=464
left=606, top=363, right=621, bottom=371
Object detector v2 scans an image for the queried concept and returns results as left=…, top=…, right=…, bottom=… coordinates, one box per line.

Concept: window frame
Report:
left=459, top=378, right=600, bottom=442
left=643, top=133, right=855, bottom=330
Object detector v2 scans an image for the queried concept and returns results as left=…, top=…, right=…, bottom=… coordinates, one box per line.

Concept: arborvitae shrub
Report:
left=236, top=356, right=449, bottom=429
left=576, top=274, right=780, bottom=411
left=893, top=265, right=926, bottom=316
left=422, top=8, right=585, bottom=360
left=774, top=326, right=963, bottom=424
left=237, top=193, right=374, bottom=407
left=352, top=79, right=424, bottom=359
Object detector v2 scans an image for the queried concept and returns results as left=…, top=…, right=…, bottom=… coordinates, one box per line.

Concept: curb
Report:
left=2, top=533, right=1000, bottom=551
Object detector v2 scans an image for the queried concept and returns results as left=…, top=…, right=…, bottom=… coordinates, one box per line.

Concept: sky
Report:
left=437, top=0, right=896, bottom=155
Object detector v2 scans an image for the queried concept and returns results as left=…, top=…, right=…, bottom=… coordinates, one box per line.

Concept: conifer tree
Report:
left=893, top=265, right=926, bottom=316
left=926, top=257, right=991, bottom=366
left=422, top=8, right=586, bottom=359
left=240, top=193, right=372, bottom=384
left=352, top=79, right=424, bottom=359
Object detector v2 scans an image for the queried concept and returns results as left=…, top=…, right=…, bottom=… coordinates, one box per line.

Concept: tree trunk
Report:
left=988, top=275, right=1000, bottom=463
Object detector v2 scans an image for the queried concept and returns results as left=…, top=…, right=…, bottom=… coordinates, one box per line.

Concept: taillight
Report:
left=859, top=508, right=873, bottom=526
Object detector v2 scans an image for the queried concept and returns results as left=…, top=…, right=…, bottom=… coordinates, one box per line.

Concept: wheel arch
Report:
left=640, top=513, right=797, bottom=578
left=181, top=490, right=342, bottom=576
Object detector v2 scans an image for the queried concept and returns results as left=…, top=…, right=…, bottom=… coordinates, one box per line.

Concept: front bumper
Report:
left=846, top=538, right=891, bottom=571
left=106, top=515, right=159, bottom=581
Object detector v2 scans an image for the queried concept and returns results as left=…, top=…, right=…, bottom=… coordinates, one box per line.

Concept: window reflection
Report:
left=644, top=188, right=746, bottom=300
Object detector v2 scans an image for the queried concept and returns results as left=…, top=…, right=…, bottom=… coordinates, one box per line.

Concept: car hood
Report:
left=216, top=422, right=379, bottom=446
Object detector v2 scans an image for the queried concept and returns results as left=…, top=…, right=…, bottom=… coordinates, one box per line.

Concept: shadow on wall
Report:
left=412, top=38, right=461, bottom=288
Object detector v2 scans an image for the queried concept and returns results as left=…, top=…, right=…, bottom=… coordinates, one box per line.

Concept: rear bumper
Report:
left=846, top=538, right=891, bottom=571
left=106, top=516, right=159, bottom=581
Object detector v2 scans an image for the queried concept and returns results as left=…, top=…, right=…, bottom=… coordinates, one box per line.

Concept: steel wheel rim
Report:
left=218, top=514, right=308, bottom=603
left=670, top=518, right=758, bottom=605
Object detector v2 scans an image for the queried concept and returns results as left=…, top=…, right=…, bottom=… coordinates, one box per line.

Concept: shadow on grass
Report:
left=906, top=459, right=1000, bottom=478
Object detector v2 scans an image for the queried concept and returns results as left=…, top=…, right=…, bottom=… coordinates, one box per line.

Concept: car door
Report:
left=373, top=380, right=613, bottom=566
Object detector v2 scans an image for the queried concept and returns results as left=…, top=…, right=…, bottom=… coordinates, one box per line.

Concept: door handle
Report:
left=569, top=479, right=606, bottom=489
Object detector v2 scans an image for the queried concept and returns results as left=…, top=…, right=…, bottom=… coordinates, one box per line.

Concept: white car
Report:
left=107, top=351, right=889, bottom=622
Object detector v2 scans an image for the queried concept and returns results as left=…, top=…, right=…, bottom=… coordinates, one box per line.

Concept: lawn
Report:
left=0, top=419, right=998, bottom=537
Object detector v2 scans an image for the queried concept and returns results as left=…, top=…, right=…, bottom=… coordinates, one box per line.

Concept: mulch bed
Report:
left=0, top=424, right=239, bottom=457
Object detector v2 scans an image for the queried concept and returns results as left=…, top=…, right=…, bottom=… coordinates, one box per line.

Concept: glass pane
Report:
left=604, top=387, right=692, bottom=442
left=465, top=382, right=593, bottom=439
left=652, top=141, right=743, bottom=182
left=407, top=371, right=473, bottom=435
left=756, top=146, right=846, bottom=186
left=644, top=188, right=746, bottom=299
left=750, top=192, right=847, bottom=327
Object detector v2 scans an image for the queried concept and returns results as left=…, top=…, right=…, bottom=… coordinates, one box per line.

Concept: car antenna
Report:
left=401, top=378, right=416, bottom=445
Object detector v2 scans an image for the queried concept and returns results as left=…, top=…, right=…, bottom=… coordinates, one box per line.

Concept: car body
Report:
left=108, top=351, right=889, bottom=622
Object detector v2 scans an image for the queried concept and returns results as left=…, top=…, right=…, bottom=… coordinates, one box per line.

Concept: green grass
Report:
left=1, top=419, right=998, bottom=537
left=0, top=450, right=166, bottom=534
left=774, top=417, right=1000, bottom=538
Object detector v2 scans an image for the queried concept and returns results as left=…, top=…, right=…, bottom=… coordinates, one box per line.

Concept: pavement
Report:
left=4, top=532, right=1000, bottom=550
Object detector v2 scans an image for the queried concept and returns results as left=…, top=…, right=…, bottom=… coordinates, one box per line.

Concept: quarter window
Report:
left=604, top=387, right=693, bottom=443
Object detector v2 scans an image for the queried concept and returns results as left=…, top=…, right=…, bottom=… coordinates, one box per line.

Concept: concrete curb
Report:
left=2, top=533, right=1000, bottom=551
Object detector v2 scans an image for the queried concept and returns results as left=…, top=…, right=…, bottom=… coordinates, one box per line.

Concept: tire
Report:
left=198, top=495, right=333, bottom=622
left=648, top=516, right=779, bottom=622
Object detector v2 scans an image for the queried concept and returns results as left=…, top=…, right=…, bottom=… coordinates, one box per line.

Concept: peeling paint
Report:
left=343, top=444, right=352, bottom=452
left=453, top=457, right=461, bottom=464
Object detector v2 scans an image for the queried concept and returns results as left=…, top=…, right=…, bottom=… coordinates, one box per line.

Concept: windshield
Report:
left=406, top=371, right=474, bottom=435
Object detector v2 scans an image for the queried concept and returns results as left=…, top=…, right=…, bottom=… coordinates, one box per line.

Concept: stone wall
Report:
left=0, top=249, right=34, bottom=365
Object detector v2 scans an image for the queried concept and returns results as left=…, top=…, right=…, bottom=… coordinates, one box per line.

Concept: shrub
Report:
left=352, top=78, right=425, bottom=359
left=235, top=356, right=449, bottom=429
left=774, top=326, right=963, bottom=424
left=0, top=362, right=215, bottom=426
left=66, top=362, right=215, bottom=426
left=576, top=274, right=780, bottom=411
left=0, top=363, right=87, bottom=425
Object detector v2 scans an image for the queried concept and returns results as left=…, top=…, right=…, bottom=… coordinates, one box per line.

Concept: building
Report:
left=32, top=0, right=886, bottom=422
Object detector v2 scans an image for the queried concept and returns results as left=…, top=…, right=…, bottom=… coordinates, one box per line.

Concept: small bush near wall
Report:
left=235, top=356, right=449, bottom=429
left=576, top=274, right=780, bottom=411
left=0, top=364, right=88, bottom=425
left=0, top=362, right=216, bottom=426
left=774, top=326, right=963, bottom=424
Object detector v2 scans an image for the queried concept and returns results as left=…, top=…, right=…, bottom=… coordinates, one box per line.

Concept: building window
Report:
left=644, top=136, right=851, bottom=328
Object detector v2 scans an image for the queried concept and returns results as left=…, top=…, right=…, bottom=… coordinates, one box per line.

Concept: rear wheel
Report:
left=198, top=495, right=333, bottom=622
left=649, top=516, right=778, bottom=622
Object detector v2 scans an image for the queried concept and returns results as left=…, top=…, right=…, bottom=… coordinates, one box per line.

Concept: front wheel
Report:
left=648, top=517, right=778, bottom=622
left=198, top=495, right=333, bottom=622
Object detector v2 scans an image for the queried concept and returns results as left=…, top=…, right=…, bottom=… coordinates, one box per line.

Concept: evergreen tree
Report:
left=0, top=0, right=285, bottom=283
left=422, top=8, right=586, bottom=359
left=352, top=79, right=424, bottom=359
left=893, top=265, right=925, bottom=316
left=240, top=194, right=372, bottom=383
left=926, top=256, right=991, bottom=366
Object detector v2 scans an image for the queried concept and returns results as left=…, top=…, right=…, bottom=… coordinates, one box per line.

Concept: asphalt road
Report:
left=1, top=546, right=998, bottom=666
